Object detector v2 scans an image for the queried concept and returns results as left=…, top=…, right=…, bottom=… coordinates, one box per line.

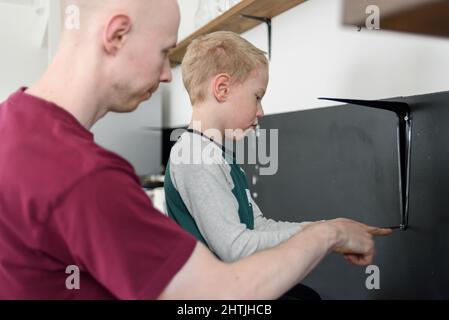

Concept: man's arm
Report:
left=159, top=219, right=392, bottom=300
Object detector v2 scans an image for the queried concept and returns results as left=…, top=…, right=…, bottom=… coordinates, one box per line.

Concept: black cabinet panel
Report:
left=243, top=91, right=449, bottom=299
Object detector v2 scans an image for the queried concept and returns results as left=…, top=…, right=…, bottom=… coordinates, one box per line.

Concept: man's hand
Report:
left=324, top=218, right=393, bottom=266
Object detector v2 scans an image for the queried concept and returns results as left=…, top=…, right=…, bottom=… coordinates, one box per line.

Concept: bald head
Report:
left=61, top=0, right=179, bottom=39
left=52, top=0, right=179, bottom=115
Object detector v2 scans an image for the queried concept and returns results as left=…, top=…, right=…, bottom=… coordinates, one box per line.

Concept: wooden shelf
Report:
left=343, top=0, right=449, bottom=38
left=169, top=0, right=306, bottom=66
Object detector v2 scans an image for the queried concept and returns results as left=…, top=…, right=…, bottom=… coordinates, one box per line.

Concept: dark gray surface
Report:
left=243, top=91, right=449, bottom=299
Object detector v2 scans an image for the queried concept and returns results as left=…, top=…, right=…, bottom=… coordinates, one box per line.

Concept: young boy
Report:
left=165, top=31, right=315, bottom=263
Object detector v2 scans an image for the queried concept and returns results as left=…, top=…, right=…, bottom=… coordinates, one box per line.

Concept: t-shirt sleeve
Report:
left=50, top=167, right=197, bottom=300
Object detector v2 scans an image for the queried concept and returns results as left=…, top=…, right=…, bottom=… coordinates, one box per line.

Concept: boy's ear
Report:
left=213, top=73, right=232, bottom=102
left=103, top=14, right=133, bottom=55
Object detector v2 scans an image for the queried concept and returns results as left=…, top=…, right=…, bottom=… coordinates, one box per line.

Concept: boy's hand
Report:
left=324, top=218, right=393, bottom=266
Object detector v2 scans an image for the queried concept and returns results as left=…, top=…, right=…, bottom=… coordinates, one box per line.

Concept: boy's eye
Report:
left=255, top=95, right=262, bottom=101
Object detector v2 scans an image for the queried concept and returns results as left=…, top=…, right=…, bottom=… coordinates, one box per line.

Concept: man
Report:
left=0, top=0, right=391, bottom=300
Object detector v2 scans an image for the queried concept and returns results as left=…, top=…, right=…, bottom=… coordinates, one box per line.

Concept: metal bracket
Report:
left=319, top=98, right=412, bottom=231
left=240, top=15, right=272, bottom=60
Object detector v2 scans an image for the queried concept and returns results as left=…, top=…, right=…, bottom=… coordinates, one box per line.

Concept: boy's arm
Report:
left=159, top=219, right=392, bottom=300
left=171, top=162, right=313, bottom=262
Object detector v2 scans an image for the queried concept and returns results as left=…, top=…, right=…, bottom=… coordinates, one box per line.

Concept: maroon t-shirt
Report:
left=0, top=88, right=197, bottom=299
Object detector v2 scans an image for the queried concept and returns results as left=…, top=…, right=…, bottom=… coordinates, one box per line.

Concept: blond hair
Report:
left=182, top=31, right=268, bottom=105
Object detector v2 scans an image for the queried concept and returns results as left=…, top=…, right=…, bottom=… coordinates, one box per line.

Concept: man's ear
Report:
left=103, top=15, right=132, bottom=55
left=213, top=73, right=232, bottom=103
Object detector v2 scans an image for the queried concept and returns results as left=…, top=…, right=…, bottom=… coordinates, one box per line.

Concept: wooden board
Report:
left=169, top=0, right=306, bottom=66
left=343, top=0, right=449, bottom=38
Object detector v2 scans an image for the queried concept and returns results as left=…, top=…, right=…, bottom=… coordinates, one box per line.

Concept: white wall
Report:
left=164, top=0, right=449, bottom=127
left=0, top=2, right=49, bottom=100
left=92, top=91, right=163, bottom=176
left=178, top=0, right=201, bottom=40
left=0, top=41, right=48, bottom=101
left=161, top=0, right=200, bottom=128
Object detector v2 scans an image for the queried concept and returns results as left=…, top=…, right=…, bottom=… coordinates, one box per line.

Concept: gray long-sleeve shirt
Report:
left=167, top=132, right=312, bottom=262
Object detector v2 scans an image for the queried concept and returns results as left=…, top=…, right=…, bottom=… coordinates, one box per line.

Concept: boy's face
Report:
left=223, top=68, right=269, bottom=140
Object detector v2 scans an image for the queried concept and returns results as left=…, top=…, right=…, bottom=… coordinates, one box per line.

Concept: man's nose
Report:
left=160, top=59, right=173, bottom=83
left=257, top=104, right=265, bottom=118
